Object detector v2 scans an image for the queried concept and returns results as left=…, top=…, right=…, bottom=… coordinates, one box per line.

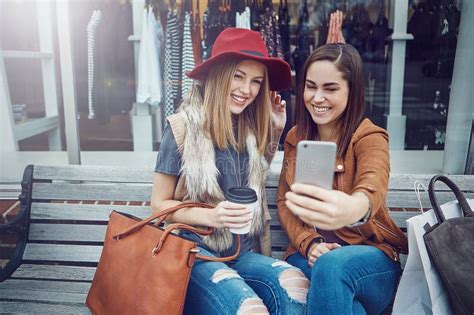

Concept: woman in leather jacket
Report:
left=277, top=42, right=408, bottom=314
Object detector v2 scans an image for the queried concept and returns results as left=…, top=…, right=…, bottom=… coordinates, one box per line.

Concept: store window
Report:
left=69, top=0, right=136, bottom=151
left=1, top=0, right=472, bottom=183
left=1, top=1, right=63, bottom=152
left=404, top=0, right=459, bottom=151
left=277, top=0, right=471, bottom=173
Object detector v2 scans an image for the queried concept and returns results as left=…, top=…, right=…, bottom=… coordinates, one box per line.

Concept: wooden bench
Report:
left=0, top=164, right=472, bottom=313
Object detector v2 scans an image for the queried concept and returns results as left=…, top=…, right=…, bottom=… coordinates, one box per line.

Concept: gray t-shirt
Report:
left=155, top=124, right=254, bottom=255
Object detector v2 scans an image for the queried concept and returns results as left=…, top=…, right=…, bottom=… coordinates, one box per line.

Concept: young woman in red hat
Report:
left=151, top=28, right=309, bottom=314
left=277, top=11, right=408, bottom=315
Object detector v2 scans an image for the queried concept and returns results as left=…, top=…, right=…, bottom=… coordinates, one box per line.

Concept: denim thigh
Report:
left=184, top=248, right=260, bottom=315
left=287, top=245, right=401, bottom=315
left=230, top=251, right=308, bottom=315
left=185, top=248, right=308, bottom=315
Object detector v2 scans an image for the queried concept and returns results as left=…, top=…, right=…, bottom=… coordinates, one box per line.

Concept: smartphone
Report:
left=294, top=141, right=337, bottom=190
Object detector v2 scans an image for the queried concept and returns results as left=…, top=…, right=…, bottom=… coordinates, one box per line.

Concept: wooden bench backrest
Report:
left=12, top=165, right=474, bottom=284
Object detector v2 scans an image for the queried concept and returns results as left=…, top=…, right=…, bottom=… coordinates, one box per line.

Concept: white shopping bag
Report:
left=392, top=199, right=474, bottom=315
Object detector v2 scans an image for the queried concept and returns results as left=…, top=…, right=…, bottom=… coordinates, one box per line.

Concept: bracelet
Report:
left=346, top=205, right=371, bottom=227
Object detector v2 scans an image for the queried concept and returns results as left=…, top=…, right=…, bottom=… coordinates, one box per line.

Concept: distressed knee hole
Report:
left=271, top=261, right=293, bottom=268
left=211, top=268, right=241, bottom=284
left=237, top=297, right=268, bottom=315
left=278, top=268, right=309, bottom=304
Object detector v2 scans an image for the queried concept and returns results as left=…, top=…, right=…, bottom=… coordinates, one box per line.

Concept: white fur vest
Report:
left=166, top=85, right=270, bottom=254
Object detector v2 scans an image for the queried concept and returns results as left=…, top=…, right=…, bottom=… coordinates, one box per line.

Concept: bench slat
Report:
left=385, top=174, right=474, bottom=191
left=0, top=279, right=90, bottom=293
left=0, top=280, right=88, bottom=304
left=12, top=264, right=96, bottom=282
left=29, top=224, right=107, bottom=242
left=387, top=211, right=418, bottom=228
left=32, top=183, right=152, bottom=202
left=33, top=165, right=474, bottom=192
left=0, top=301, right=90, bottom=314
left=388, top=191, right=474, bottom=209
left=23, top=244, right=102, bottom=263
left=31, top=203, right=150, bottom=221
left=266, top=173, right=474, bottom=191
left=265, top=187, right=474, bottom=209
left=28, top=223, right=292, bottom=248
left=34, top=164, right=153, bottom=183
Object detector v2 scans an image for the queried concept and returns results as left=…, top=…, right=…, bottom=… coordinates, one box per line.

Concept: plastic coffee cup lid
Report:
left=225, top=187, right=258, bottom=204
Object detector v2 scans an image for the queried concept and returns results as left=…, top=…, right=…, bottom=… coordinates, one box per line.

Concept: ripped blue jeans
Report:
left=184, top=248, right=308, bottom=315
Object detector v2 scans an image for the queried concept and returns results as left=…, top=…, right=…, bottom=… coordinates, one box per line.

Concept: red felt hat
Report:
left=186, top=28, right=292, bottom=91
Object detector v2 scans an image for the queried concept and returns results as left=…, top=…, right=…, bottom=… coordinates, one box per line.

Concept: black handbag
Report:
left=423, top=175, right=474, bottom=315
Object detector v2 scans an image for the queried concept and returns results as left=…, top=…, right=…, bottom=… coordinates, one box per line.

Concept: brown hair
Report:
left=202, top=59, right=271, bottom=155
left=294, top=43, right=365, bottom=158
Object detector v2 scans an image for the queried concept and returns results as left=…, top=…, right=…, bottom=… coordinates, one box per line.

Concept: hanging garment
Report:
left=181, top=12, right=195, bottom=98
left=236, top=6, right=251, bottom=29
left=155, top=13, right=165, bottom=94
left=259, top=5, right=283, bottom=59
left=192, top=0, right=203, bottom=64
left=163, top=9, right=182, bottom=118
left=148, top=7, right=162, bottom=106
left=250, top=0, right=262, bottom=31
left=292, top=1, right=311, bottom=76
left=71, top=0, right=134, bottom=123
left=278, top=0, right=291, bottom=64
left=136, top=7, right=163, bottom=106
left=86, top=10, right=102, bottom=119
left=93, top=1, right=135, bottom=123
left=136, top=8, right=150, bottom=104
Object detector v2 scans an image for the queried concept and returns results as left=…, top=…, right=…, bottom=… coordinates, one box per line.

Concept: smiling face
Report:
left=303, top=60, right=349, bottom=134
left=228, top=59, right=266, bottom=115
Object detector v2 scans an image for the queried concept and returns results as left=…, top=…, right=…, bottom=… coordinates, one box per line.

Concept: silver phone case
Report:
left=294, top=141, right=337, bottom=190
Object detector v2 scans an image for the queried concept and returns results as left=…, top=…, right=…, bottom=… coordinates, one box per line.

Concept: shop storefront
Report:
left=1, top=0, right=472, bottom=185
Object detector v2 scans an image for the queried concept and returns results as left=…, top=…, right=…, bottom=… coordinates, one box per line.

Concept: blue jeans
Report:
left=287, top=245, right=401, bottom=315
left=184, top=248, right=308, bottom=315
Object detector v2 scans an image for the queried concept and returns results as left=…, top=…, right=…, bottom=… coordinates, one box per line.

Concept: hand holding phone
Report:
left=294, top=141, right=337, bottom=190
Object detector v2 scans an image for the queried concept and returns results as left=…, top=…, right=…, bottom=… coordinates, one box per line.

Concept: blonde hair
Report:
left=202, top=59, right=271, bottom=155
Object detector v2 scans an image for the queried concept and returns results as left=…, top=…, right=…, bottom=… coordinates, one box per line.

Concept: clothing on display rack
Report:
left=236, top=6, right=251, bottom=29
left=137, top=6, right=163, bottom=107
left=192, top=0, right=203, bottom=64
left=86, top=10, right=102, bottom=119
left=163, top=7, right=182, bottom=118
left=314, top=0, right=344, bottom=48
left=249, top=0, right=262, bottom=31
left=181, top=11, right=195, bottom=98
left=404, top=0, right=460, bottom=150
left=292, top=0, right=310, bottom=77
left=278, top=0, right=291, bottom=64
left=71, top=0, right=135, bottom=124
left=202, top=0, right=220, bottom=60
left=276, top=0, right=292, bottom=147
left=259, top=0, right=283, bottom=59
left=344, top=0, right=392, bottom=126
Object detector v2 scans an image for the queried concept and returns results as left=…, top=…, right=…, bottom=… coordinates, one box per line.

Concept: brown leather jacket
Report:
left=277, top=119, right=408, bottom=262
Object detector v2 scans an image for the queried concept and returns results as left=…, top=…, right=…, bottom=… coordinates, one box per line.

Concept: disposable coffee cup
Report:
left=225, top=187, right=258, bottom=234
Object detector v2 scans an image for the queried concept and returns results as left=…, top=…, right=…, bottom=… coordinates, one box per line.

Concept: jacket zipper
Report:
left=337, top=172, right=344, bottom=192
left=374, top=219, right=399, bottom=239
left=378, top=243, right=399, bottom=262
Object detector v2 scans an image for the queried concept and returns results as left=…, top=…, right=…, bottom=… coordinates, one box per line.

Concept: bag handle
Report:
left=113, top=202, right=213, bottom=240
left=152, top=222, right=241, bottom=262
left=428, top=175, right=473, bottom=224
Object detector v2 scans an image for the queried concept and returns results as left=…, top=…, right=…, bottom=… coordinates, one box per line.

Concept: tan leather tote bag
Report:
left=86, top=202, right=240, bottom=315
